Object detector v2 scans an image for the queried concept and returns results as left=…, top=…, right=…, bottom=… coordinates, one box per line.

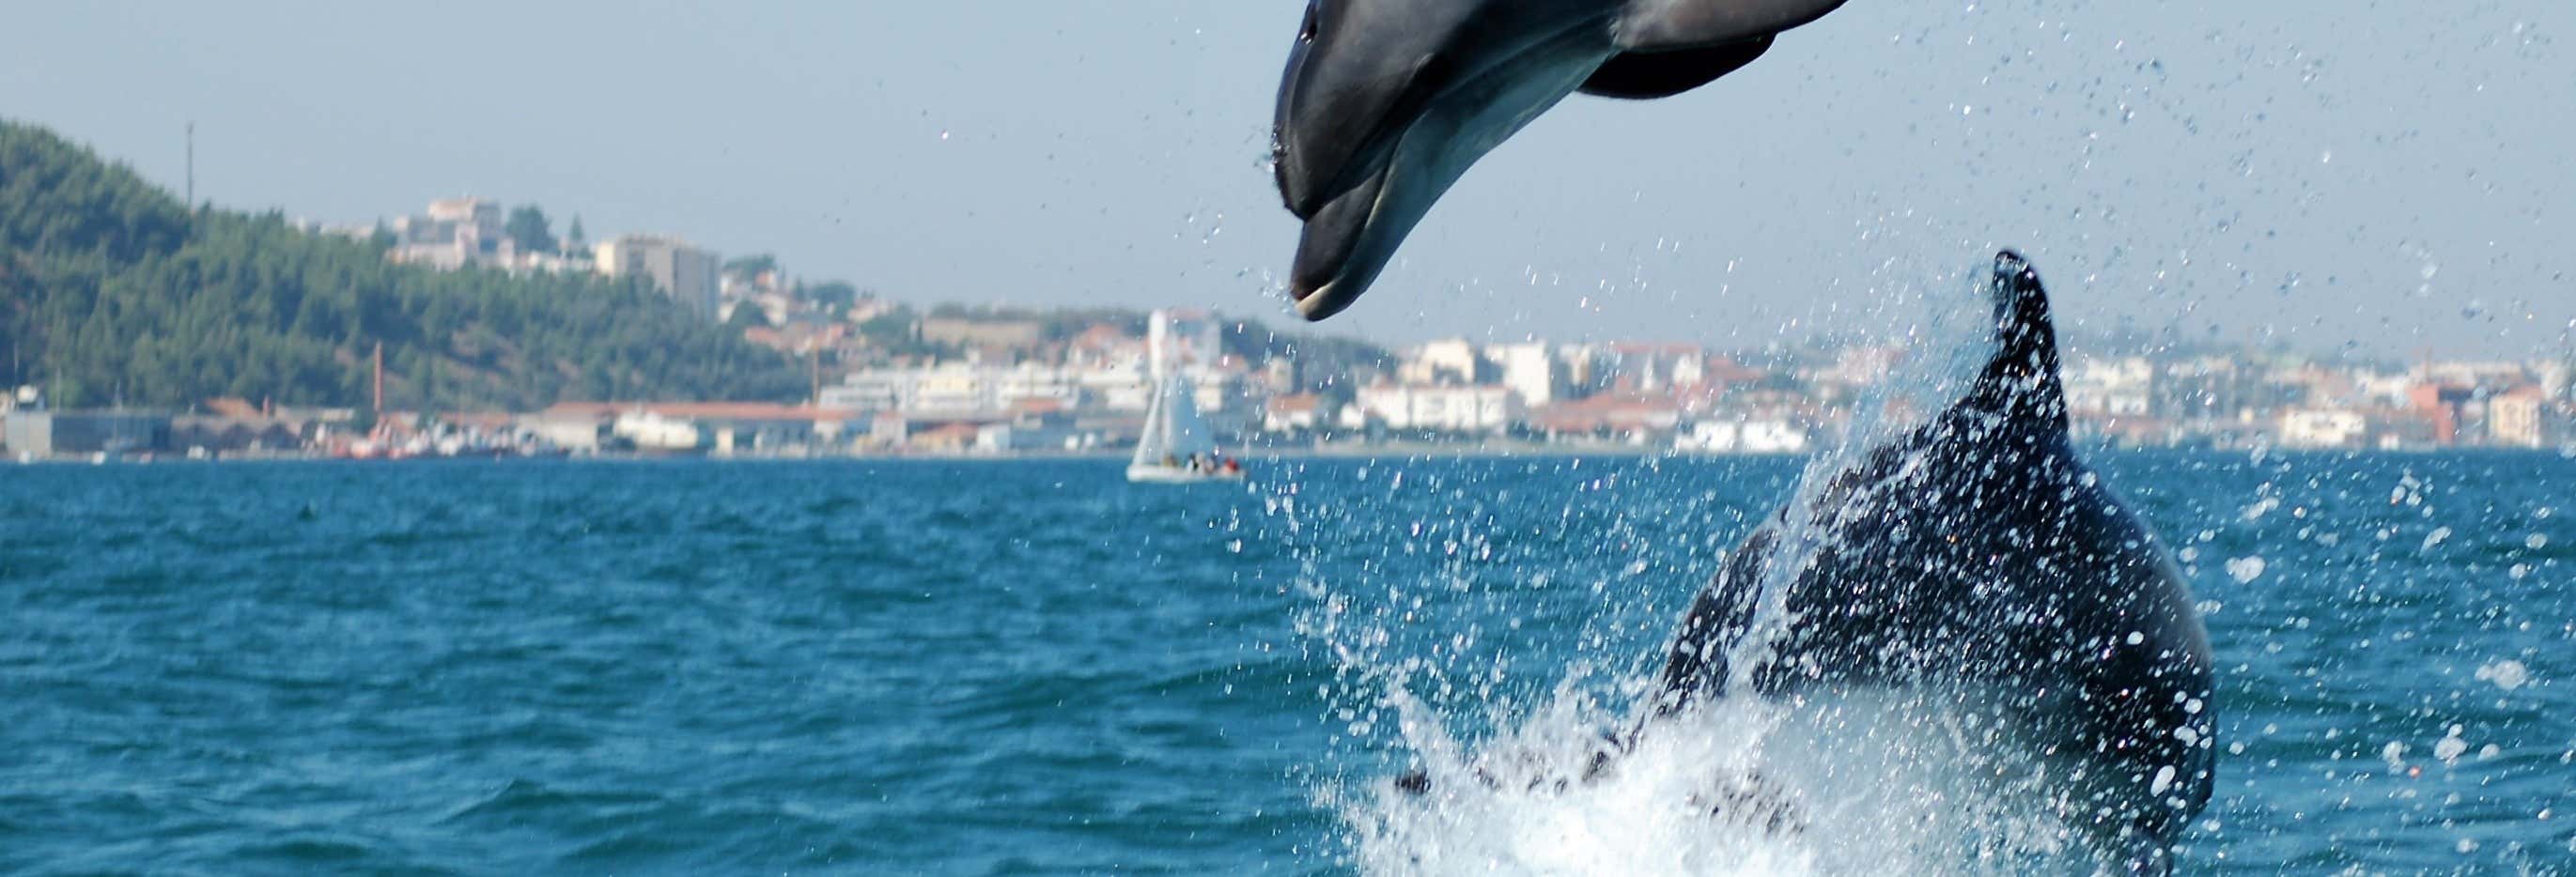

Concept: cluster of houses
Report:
left=10, top=314, right=2573, bottom=460
left=314, top=197, right=725, bottom=319
left=12, top=307, right=2576, bottom=460
left=20, top=193, right=2576, bottom=459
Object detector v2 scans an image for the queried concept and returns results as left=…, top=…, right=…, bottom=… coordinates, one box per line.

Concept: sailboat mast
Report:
left=1150, top=309, right=1171, bottom=457
left=1146, top=309, right=1171, bottom=382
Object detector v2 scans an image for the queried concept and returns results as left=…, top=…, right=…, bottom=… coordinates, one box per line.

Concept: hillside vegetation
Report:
left=0, top=119, right=804, bottom=410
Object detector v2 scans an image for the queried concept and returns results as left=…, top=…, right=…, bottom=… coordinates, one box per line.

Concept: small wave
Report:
left=1340, top=686, right=2118, bottom=876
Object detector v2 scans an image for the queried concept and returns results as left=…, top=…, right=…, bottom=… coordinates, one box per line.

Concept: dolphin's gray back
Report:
left=1657, top=433, right=2214, bottom=843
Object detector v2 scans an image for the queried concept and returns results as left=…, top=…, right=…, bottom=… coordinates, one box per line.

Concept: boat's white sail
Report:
left=1127, top=309, right=1240, bottom=483
left=1131, top=376, right=1217, bottom=466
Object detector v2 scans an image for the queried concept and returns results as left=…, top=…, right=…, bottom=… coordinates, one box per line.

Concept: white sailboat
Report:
left=1127, top=310, right=1243, bottom=484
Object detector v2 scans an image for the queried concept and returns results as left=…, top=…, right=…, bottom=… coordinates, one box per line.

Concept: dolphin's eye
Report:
left=1298, top=3, right=1319, bottom=43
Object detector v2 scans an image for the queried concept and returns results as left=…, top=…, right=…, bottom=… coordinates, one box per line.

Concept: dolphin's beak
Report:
left=1271, top=26, right=1437, bottom=322
left=1284, top=164, right=1394, bottom=320
left=1272, top=12, right=1613, bottom=321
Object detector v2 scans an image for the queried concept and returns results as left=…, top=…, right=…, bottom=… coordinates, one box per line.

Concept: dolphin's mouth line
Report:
left=1297, top=16, right=1606, bottom=219
left=1292, top=142, right=1402, bottom=316
left=1290, top=21, right=1613, bottom=318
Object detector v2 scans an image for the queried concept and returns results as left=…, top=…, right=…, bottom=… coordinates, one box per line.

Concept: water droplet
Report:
left=2225, top=556, right=2267, bottom=583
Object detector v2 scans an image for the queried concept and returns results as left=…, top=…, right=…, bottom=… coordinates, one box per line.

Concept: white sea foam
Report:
left=1338, top=686, right=2114, bottom=876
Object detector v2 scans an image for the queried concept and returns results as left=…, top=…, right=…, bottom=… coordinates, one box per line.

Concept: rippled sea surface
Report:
left=3, top=454, right=2570, bottom=874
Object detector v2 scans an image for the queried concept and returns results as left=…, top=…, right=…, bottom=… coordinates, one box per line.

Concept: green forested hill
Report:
left=0, top=119, right=804, bottom=410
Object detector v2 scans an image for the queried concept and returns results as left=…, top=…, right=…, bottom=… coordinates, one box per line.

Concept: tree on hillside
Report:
left=801, top=280, right=859, bottom=311
left=724, top=254, right=777, bottom=279
left=858, top=307, right=919, bottom=346
left=565, top=215, right=587, bottom=251
left=504, top=206, right=556, bottom=254
left=727, top=302, right=771, bottom=330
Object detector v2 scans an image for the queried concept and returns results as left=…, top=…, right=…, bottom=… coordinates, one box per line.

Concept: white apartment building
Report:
left=1486, top=342, right=1559, bottom=406
left=2066, top=356, right=2155, bottom=417
left=2490, top=388, right=2548, bottom=448
left=1675, top=419, right=1811, bottom=454
left=2278, top=408, right=2367, bottom=449
left=387, top=197, right=506, bottom=270
left=1354, top=384, right=1521, bottom=433
left=1398, top=339, right=1483, bottom=385
left=822, top=362, right=1236, bottom=419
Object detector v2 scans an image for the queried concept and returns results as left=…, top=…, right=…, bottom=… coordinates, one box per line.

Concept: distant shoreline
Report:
left=13, top=444, right=2572, bottom=467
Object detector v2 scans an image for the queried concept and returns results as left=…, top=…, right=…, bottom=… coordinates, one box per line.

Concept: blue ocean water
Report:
left=2, top=454, right=2569, bottom=874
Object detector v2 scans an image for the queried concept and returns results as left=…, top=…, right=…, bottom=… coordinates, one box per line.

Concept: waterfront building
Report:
left=2066, top=356, right=2155, bottom=418
left=972, top=411, right=1093, bottom=454
left=1674, top=418, right=1811, bottom=454
left=2279, top=408, right=2369, bottom=449
left=1526, top=392, right=1684, bottom=444
left=2491, top=386, right=2550, bottom=448
left=2, top=409, right=172, bottom=458
left=1355, top=383, right=1520, bottom=434
left=827, top=362, right=1104, bottom=417
left=526, top=413, right=610, bottom=454
left=1262, top=393, right=1327, bottom=436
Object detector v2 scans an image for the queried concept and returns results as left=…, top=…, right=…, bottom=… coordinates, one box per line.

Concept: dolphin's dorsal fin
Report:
left=1966, top=251, right=2070, bottom=432
left=1579, top=38, right=1772, bottom=100
left=1610, top=0, right=1853, bottom=54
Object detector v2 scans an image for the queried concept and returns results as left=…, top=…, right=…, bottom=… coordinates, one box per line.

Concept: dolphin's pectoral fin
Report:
left=1653, top=529, right=1775, bottom=714
left=1579, top=38, right=1774, bottom=100
left=1612, top=0, right=1853, bottom=53
left=1391, top=730, right=1628, bottom=797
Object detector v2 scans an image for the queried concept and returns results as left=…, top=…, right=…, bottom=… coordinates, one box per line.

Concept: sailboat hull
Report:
left=1129, top=310, right=1242, bottom=484
left=1125, top=464, right=1245, bottom=484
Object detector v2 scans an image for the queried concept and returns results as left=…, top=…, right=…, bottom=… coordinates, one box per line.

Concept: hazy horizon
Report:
left=7, top=1, right=2570, bottom=358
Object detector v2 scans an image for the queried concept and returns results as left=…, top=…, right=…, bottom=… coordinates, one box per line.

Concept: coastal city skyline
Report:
left=10, top=208, right=2571, bottom=461
left=4, top=153, right=2569, bottom=461
left=8, top=2, right=2571, bottom=356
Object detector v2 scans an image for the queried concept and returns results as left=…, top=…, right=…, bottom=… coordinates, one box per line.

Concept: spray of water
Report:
left=1283, top=261, right=2144, bottom=875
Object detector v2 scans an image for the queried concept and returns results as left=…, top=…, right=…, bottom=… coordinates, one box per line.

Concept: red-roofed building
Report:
left=908, top=422, right=983, bottom=454
left=1263, top=392, right=1327, bottom=435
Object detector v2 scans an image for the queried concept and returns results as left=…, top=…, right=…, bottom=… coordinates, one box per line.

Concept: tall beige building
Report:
left=596, top=235, right=722, bottom=319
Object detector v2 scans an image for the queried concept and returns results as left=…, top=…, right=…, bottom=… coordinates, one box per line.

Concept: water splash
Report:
left=1287, top=262, right=2133, bottom=874
left=1339, top=687, right=2110, bottom=876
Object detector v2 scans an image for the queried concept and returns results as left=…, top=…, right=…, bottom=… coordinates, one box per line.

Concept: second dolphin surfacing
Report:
left=1639, top=252, right=2214, bottom=870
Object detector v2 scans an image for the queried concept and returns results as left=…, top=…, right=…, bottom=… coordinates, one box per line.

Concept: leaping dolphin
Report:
left=1651, top=253, right=2215, bottom=870
left=1273, top=0, right=1852, bottom=319
left=1382, top=255, right=2217, bottom=872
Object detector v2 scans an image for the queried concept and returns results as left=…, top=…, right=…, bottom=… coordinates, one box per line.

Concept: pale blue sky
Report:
left=5, top=1, right=2569, bottom=357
